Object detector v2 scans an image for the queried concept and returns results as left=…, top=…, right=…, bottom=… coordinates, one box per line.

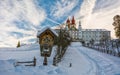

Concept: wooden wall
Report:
left=39, top=30, right=55, bottom=46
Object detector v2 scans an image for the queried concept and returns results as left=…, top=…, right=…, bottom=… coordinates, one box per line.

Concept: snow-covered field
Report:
left=0, top=42, right=120, bottom=75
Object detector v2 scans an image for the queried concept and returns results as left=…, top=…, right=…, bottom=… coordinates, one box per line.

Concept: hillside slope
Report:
left=0, top=42, right=120, bottom=75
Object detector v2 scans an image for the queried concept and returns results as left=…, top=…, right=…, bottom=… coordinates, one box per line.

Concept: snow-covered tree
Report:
left=53, top=29, right=71, bottom=66
left=56, top=29, right=71, bottom=56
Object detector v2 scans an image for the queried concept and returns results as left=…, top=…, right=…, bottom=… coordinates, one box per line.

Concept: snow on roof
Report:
left=37, top=27, right=58, bottom=37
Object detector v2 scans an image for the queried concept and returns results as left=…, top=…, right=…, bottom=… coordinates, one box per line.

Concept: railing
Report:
left=83, top=44, right=120, bottom=57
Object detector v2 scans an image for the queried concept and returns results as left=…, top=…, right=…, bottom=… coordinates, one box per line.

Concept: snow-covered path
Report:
left=59, top=42, right=120, bottom=75
left=77, top=46, right=120, bottom=75
left=0, top=42, right=120, bottom=75
left=59, top=42, right=97, bottom=75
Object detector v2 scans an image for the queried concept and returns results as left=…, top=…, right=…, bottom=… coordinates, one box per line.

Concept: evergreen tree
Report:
left=17, top=41, right=20, bottom=48
left=113, top=15, right=120, bottom=39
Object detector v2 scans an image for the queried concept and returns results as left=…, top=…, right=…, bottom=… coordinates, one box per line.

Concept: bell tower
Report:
left=71, top=16, right=76, bottom=27
left=66, top=18, right=70, bottom=29
left=78, top=21, right=82, bottom=31
left=78, top=21, right=82, bottom=40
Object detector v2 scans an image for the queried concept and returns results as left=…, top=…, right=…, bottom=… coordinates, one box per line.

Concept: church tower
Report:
left=78, top=21, right=82, bottom=31
left=78, top=21, right=82, bottom=40
left=71, top=16, right=76, bottom=27
left=66, top=18, right=70, bottom=29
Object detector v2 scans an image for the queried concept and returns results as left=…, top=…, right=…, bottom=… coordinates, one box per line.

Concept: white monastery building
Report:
left=55, top=16, right=111, bottom=44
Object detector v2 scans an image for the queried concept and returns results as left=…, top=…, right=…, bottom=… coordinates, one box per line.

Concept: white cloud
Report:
left=1, top=0, right=120, bottom=47
left=23, top=0, right=46, bottom=26
left=93, top=0, right=120, bottom=12
left=51, top=0, right=79, bottom=18
left=0, top=0, right=46, bottom=47
left=79, top=0, right=96, bottom=26
left=85, top=6, right=120, bottom=39
left=77, top=0, right=120, bottom=39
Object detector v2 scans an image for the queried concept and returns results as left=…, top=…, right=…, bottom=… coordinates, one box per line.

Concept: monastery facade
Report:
left=56, top=16, right=111, bottom=44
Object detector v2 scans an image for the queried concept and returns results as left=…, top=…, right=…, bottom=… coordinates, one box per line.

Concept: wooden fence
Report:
left=14, top=57, right=36, bottom=67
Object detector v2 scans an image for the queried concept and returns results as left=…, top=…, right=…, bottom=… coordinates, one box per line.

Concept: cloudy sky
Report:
left=0, top=0, right=120, bottom=47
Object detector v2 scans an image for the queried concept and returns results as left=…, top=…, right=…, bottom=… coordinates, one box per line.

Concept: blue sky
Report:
left=34, top=0, right=83, bottom=27
left=0, top=0, right=120, bottom=47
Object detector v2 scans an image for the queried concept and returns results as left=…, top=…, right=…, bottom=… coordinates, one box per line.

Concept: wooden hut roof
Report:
left=37, top=27, right=58, bottom=37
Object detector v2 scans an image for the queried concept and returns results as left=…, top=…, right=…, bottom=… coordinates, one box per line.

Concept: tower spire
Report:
left=66, top=18, right=70, bottom=23
left=71, top=16, right=75, bottom=24
left=79, top=21, right=81, bottom=26
left=66, top=18, right=70, bottom=29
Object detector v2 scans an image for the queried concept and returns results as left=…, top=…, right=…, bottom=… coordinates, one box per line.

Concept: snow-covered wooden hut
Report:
left=37, top=27, right=58, bottom=57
